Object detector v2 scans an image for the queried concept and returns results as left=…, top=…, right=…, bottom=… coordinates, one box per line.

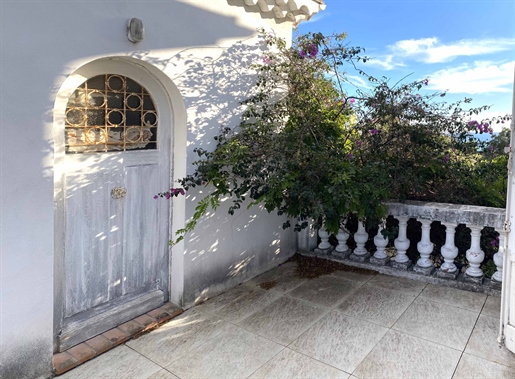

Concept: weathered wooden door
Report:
left=500, top=68, right=515, bottom=353
left=57, top=64, right=171, bottom=350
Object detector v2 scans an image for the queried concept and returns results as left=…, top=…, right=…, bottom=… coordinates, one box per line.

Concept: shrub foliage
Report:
left=170, top=30, right=511, bottom=244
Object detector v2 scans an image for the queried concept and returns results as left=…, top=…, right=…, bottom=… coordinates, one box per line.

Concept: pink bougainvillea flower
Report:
left=349, top=98, right=355, bottom=104
left=308, top=44, right=318, bottom=57
left=153, top=195, right=158, bottom=199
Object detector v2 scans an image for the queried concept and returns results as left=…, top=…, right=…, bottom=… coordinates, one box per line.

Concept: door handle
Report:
left=111, top=187, right=127, bottom=199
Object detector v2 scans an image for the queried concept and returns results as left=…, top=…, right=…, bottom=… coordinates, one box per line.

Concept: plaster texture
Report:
left=0, top=1, right=300, bottom=377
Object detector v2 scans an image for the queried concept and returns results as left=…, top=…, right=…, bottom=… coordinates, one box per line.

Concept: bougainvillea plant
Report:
left=160, top=29, right=511, bottom=245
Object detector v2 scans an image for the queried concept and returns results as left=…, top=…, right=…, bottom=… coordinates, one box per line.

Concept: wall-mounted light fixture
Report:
left=127, top=18, right=144, bottom=43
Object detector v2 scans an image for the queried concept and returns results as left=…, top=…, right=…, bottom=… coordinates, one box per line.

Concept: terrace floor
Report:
left=59, top=259, right=515, bottom=379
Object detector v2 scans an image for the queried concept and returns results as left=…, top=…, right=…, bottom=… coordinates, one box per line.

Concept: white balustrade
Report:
left=317, top=227, right=331, bottom=250
left=353, top=221, right=369, bottom=256
left=308, top=200, right=506, bottom=287
left=416, top=219, right=434, bottom=268
left=440, top=222, right=459, bottom=274
left=394, top=217, right=410, bottom=264
left=465, top=225, right=485, bottom=278
left=335, top=228, right=350, bottom=253
left=370, top=223, right=390, bottom=265
left=373, top=224, right=388, bottom=260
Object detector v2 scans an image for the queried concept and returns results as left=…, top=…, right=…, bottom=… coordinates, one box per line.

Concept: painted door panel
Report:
left=57, top=63, right=172, bottom=351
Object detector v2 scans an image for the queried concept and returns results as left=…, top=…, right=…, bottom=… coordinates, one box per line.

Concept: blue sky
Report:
left=298, top=0, right=515, bottom=131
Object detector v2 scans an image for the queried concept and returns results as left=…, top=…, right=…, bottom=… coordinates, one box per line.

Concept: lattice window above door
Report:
left=65, top=74, right=158, bottom=153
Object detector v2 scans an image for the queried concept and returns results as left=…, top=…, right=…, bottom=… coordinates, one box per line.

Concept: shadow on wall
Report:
left=1, top=2, right=269, bottom=378
left=185, top=199, right=292, bottom=306
left=128, top=36, right=266, bottom=154
left=126, top=37, right=296, bottom=304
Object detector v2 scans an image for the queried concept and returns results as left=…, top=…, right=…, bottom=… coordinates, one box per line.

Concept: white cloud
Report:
left=468, top=111, right=511, bottom=133
left=366, top=37, right=514, bottom=70
left=346, top=75, right=372, bottom=89
left=391, top=37, right=514, bottom=63
left=427, top=60, right=514, bottom=94
left=366, top=54, right=406, bottom=70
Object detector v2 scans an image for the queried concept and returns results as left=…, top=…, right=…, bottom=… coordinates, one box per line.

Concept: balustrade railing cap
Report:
left=385, top=200, right=506, bottom=229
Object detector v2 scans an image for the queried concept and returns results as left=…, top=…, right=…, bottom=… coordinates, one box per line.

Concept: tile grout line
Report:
left=386, top=281, right=482, bottom=352
left=348, top=280, right=429, bottom=376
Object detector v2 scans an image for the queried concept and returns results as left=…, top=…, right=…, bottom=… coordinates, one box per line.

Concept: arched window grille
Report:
left=65, top=74, right=158, bottom=153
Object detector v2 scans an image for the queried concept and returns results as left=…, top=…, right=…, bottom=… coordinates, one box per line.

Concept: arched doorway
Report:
left=53, top=57, right=186, bottom=352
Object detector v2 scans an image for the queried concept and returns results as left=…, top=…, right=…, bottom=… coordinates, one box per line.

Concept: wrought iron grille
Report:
left=65, top=74, right=158, bottom=153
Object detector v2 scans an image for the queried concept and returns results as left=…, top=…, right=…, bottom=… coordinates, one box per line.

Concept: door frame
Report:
left=53, top=56, right=187, bottom=352
left=500, top=68, right=515, bottom=352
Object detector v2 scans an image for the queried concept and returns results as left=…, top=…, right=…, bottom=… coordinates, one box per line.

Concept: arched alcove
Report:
left=53, top=57, right=187, bottom=351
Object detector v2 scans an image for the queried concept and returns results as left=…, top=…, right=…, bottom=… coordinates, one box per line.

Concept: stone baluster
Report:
left=438, top=222, right=459, bottom=279
left=414, top=219, right=435, bottom=275
left=316, top=226, right=332, bottom=252
left=492, top=230, right=505, bottom=286
left=371, top=223, right=389, bottom=265
left=393, top=216, right=412, bottom=270
left=334, top=228, right=351, bottom=258
left=350, top=221, right=370, bottom=262
left=465, top=225, right=485, bottom=283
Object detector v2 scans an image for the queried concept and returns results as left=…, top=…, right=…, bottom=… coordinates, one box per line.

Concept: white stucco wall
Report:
left=0, top=1, right=295, bottom=378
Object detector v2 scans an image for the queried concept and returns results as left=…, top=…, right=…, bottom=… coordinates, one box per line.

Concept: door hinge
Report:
left=504, top=220, right=511, bottom=233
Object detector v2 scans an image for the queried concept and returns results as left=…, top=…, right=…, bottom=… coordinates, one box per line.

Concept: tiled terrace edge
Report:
left=52, top=302, right=183, bottom=375
left=299, top=250, right=502, bottom=296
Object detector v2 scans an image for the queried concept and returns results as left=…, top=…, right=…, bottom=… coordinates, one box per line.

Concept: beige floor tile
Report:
left=366, top=274, right=426, bottom=296
left=354, top=330, right=461, bottom=379
left=392, top=298, right=478, bottom=350
left=336, top=284, right=416, bottom=327
left=453, top=352, right=515, bottom=379
left=193, top=283, right=258, bottom=315
left=245, top=261, right=307, bottom=293
left=287, top=275, right=363, bottom=308
left=126, top=309, right=227, bottom=366
left=249, top=348, right=350, bottom=379
left=238, top=295, right=328, bottom=345
left=419, top=284, right=487, bottom=312
left=165, top=323, right=282, bottom=379
left=482, top=295, right=501, bottom=318
left=59, top=346, right=161, bottom=379
left=331, top=269, right=377, bottom=283
left=146, top=369, right=179, bottom=379
left=289, top=311, right=388, bottom=373
left=465, top=314, right=515, bottom=368
left=205, top=285, right=282, bottom=323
